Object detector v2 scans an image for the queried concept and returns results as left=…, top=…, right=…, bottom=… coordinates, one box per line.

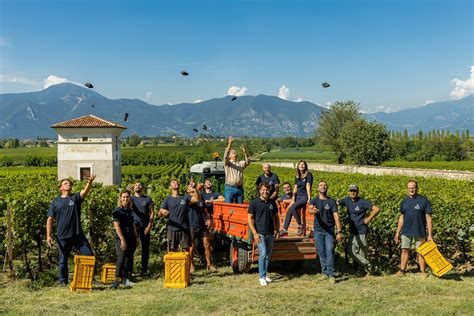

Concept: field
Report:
left=1, top=264, right=473, bottom=315
left=382, top=160, right=474, bottom=172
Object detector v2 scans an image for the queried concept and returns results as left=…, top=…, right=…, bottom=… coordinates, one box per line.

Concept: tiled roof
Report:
left=51, top=115, right=126, bottom=129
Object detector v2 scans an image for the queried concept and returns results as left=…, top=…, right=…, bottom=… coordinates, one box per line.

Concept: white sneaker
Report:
left=265, top=276, right=272, bottom=283
left=259, top=278, right=268, bottom=286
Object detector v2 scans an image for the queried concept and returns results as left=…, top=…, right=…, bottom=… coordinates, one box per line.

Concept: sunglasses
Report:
left=349, top=189, right=358, bottom=192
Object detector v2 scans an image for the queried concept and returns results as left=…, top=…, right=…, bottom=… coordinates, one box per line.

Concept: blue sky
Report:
left=0, top=0, right=472, bottom=112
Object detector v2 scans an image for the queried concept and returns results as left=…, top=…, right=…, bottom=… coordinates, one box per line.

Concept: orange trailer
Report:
left=212, top=200, right=317, bottom=273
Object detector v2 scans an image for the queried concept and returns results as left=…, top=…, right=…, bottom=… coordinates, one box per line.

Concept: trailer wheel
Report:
left=229, top=240, right=251, bottom=274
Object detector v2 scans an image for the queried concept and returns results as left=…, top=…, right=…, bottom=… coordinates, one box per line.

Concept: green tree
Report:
left=316, top=100, right=360, bottom=163
left=128, top=134, right=142, bottom=147
left=340, top=119, right=392, bottom=165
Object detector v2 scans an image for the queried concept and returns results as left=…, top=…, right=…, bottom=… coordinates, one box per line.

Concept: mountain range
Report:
left=0, top=83, right=472, bottom=138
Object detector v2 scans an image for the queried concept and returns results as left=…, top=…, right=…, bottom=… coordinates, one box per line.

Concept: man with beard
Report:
left=255, top=163, right=280, bottom=200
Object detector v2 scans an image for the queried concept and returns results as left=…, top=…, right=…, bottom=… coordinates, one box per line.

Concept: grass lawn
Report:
left=1, top=261, right=472, bottom=315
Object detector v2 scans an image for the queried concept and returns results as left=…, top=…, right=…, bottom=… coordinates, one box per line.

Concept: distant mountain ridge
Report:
left=0, top=83, right=472, bottom=138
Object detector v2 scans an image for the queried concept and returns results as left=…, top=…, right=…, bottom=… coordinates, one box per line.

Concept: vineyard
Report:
left=0, top=162, right=472, bottom=285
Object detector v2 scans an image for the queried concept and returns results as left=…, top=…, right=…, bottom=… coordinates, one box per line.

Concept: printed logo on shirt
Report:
left=180, top=199, right=186, bottom=205
left=68, top=200, right=74, bottom=206
left=269, top=204, right=273, bottom=210
left=355, top=205, right=360, bottom=211
left=142, top=201, right=147, bottom=207
left=414, top=204, right=420, bottom=210
left=325, top=203, right=330, bottom=210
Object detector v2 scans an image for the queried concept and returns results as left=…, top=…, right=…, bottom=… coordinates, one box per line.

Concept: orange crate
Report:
left=416, top=241, right=453, bottom=277
left=70, top=255, right=95, bottom=292
left=100, top=264, right=116, bottom=284
left=164, top=252, right=191, bottom=288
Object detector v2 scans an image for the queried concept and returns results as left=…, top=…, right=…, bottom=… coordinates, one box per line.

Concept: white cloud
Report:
left=295, top=97, right=303, bottom=102
left=194, top=99, right=202, bottom=103
left=227, top=86, right=247, bottom=96
left=278, top=85, right=290, bottom=100
left=450, top=66, right=474, bottom=99
left=44, top=75, right=70, bottom=88
left=326, top=101, right=332, bottom=108
left=145, top=92, right=152, bottom=100
left=375, top=105, right=397, bottom=113
left=424, top=99, right=434, bottom=105
left=0, top=74, right=36, bottom=85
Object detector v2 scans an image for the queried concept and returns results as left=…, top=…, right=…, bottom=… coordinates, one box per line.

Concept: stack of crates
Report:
left=164, top=252, right=191, bottom=288
left=100, top=264, right=116, bottom=284
left=416, top=241, right=453, bottom=277
left=70, top=255, right=95, bottom=292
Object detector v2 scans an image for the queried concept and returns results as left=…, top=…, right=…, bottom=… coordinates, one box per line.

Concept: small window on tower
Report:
left=82, top=137, right=88, bottom=142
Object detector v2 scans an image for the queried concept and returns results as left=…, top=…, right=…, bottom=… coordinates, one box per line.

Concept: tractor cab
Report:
left=189, top=160, right=225, bottom=193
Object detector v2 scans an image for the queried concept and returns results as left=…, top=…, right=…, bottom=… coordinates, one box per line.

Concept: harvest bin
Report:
left=70, top=255, right=95, bottom=292
left=100, top=263, right=116, bottom=284
left=164, top=252, right=191, bottom=288
left=416, top=241, right=453, bottom=277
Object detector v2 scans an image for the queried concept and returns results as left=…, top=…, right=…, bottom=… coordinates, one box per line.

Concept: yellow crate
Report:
left=100, top=264, right=116, bottom=284
left=70, top=255, right=95, bottom=292
left=164, top=252, right=191, bottom=288
left=416, top=241, right=453, bottom=277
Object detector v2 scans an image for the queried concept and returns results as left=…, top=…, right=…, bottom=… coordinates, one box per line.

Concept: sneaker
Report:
left=110, top=282, right=120, bottom=289
left=259, top=278, right=268, bottom=286
left=328, top=277, right=336, bottom=284
left=265, top=276, right=272, bottom=283
left=207, top=265, right=217, bottom=273
left=395, top=270, right=406, bottom=277
left=122, top=279, right=134, bottom=287
left=297, top=225, right=305, bottom=236
left=317, top=274, right=328, bottom=281
left=279, top=230, right=288, bottom=238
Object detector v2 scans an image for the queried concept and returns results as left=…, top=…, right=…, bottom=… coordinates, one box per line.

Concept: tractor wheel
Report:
left=229, top=239, right=251, bottom=274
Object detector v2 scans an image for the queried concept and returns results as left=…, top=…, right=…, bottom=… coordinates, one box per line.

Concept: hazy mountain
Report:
left=0, top=83, right=472, bottom=138
left=0, top=83, right=325, bottom=138
left=364, top=94, right=473, bottom=133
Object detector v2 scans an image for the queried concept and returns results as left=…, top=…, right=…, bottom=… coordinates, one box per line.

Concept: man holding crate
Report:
left=394, top=180, right=433, bottom=278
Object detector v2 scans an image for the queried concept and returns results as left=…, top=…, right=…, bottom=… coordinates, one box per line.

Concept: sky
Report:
left=0, top=0, right=473, bottom=113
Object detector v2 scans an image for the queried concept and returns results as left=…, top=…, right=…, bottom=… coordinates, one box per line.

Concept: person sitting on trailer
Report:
left=280, top=160, right=313, bottom=237
left=394, top=180, right=433, bottom=278
left=309, top=180, right=343, bottom=284
left=278, top=182, right=293, bottom=203
left=248, top=183, right=280, bottom=286
left=223, top=136, right=250, bottom=204
left=255, top=163, right=280, bottom=200
left=158, top=179, right=201, bottom=253
left=111, top=190, right=138, bottom=289
left=338, top=184, right=380, bottom=276
left=46, top=175, right=96, bottom=286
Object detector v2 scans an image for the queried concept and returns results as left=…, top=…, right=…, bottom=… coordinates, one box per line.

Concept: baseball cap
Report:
left=348, top=184, right=359, bottom=191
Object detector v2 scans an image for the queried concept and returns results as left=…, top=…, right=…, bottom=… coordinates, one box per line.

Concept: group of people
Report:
left=46, top=136, right=434, bottom=288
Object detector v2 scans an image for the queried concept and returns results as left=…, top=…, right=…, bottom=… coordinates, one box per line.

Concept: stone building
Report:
left=51, top=115, right=126, bottom=185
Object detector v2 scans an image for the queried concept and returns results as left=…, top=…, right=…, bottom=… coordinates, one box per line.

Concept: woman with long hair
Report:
left=111, top=190, right=138, bottom=289
left=280, top=160, right=313, bottom=237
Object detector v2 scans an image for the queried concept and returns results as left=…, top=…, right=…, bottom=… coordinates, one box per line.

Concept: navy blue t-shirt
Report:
left=338, top=197, right=373, bottom=235
left=294, top=172, right=313, bottom=200
left=400, top=195, right=432, bottom=238
left=279, top=193, right=292, bottom=202
left=310, top=197, right=338, bottom=231
left=112, top=207, right=135, bottom=237
left=248, top=198, right=278, bottom=235
left=47, top=192, right=84, bottom=239
left=161, top=195, right=191, bottom=231
left=131, top=195, right=154, bottom=228
left=256, top=173, right=280, bottom=197
left=200, top=191, right=222, bottom=215
left=188, top=200, right=206, bottom=229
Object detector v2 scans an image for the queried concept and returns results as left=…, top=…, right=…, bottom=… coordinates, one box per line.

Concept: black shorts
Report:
left=167, top=230, right=191, bottom=250
left=190, top=227, right=206, bottom=241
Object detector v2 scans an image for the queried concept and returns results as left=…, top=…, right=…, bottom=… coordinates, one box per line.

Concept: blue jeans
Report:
left=315, top=229, right=335, bottom=277
left=257, top=234, right=274, bottom=278
left=57, top=234, right=93, bottom=284
left=224, top=185, right=244, bottom=204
